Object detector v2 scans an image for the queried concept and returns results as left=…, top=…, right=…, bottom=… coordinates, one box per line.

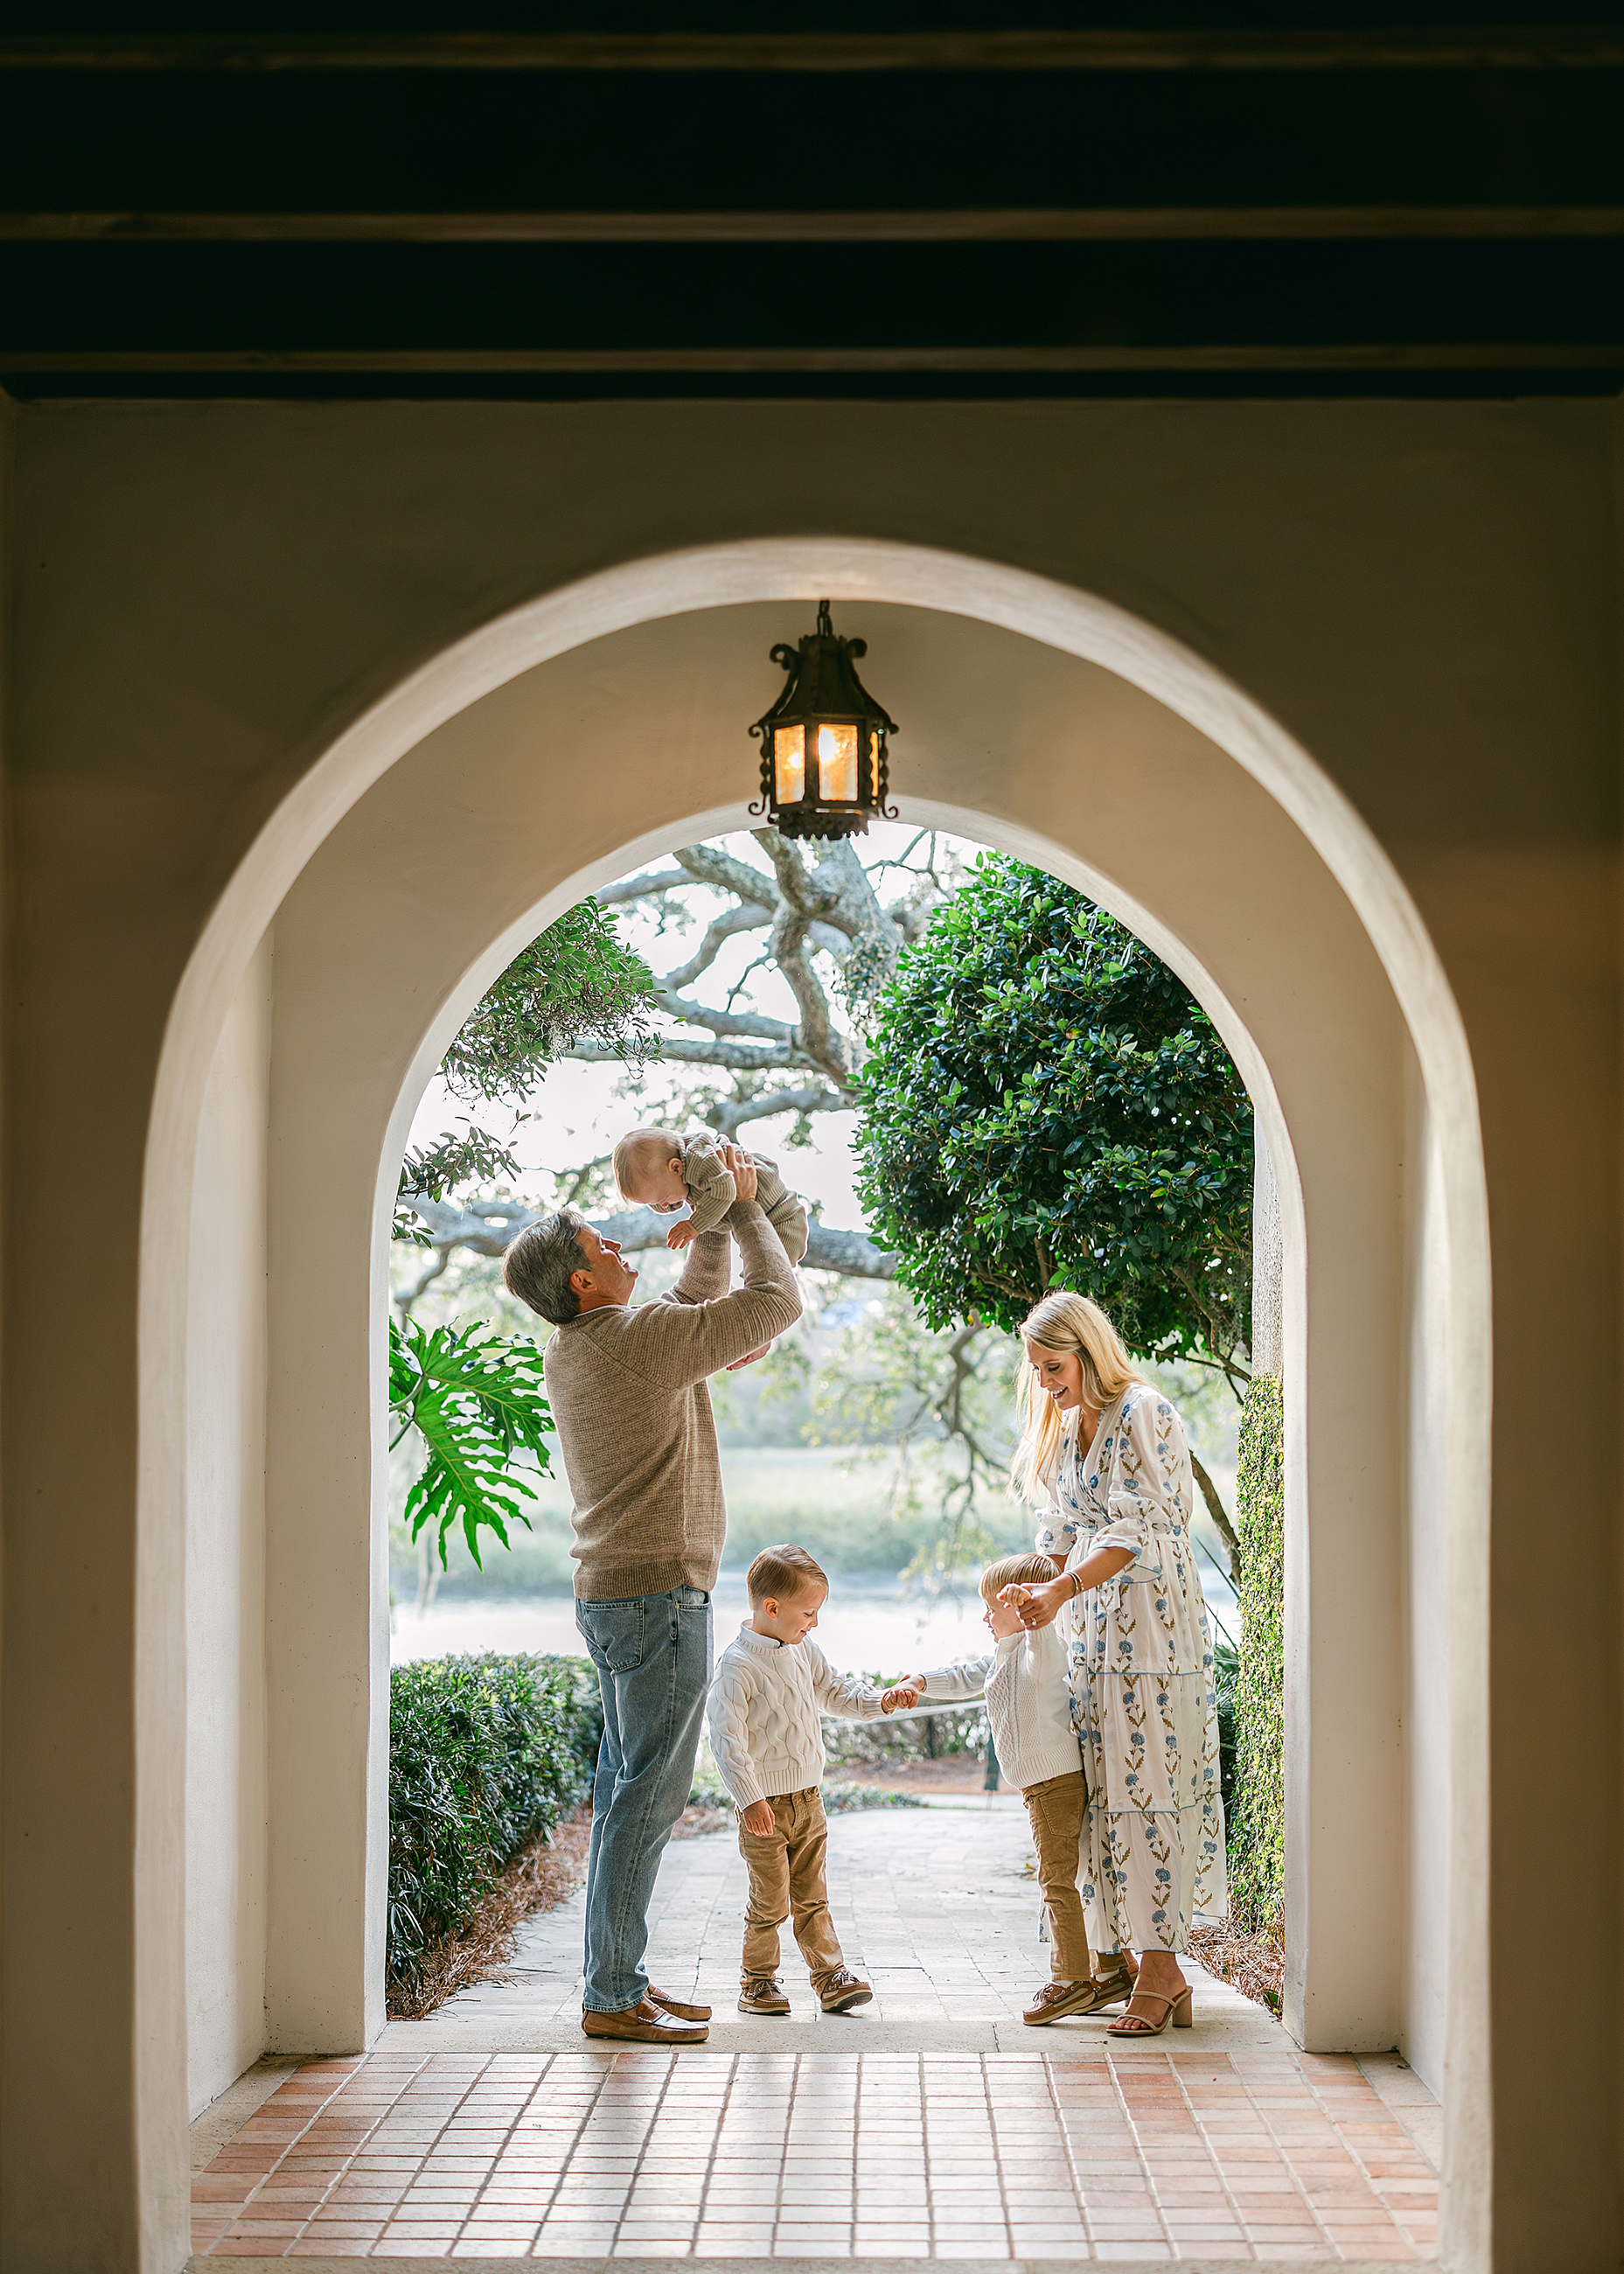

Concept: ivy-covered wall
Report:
left=1230, top=1372, right=1286, bottom=1929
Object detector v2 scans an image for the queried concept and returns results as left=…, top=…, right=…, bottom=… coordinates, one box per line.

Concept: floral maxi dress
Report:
left=1036, top=1384, right=1227, bottom=1955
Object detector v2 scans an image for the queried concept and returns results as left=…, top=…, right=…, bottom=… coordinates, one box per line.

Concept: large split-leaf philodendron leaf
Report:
left=389, top=1314, right=554, bottom=1567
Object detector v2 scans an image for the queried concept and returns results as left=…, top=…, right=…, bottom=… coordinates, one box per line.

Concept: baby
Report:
left=613, top=1126, right=810, bottom=1263
left=904, top=1552, right=1133, bottom=2025
left=707, top=1543, right=920, bottom=2016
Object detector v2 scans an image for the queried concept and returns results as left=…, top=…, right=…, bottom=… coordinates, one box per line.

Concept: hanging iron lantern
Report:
left=749, top=599, right=898, bottom=841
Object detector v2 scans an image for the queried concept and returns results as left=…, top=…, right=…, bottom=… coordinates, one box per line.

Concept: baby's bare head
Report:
left=613, top=1127, right=688, bottom=1211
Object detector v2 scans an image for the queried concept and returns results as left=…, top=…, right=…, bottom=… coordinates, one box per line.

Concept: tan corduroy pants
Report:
left=739, top=1785, right=846, bottom=1991
left=1023, top=1768, right=1093, bottom=1982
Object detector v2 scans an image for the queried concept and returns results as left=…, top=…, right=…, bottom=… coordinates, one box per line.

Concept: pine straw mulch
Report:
left=387, top=1798, right=731, bottom=2021
left=1188, top=1914, right=1286, bottom=2017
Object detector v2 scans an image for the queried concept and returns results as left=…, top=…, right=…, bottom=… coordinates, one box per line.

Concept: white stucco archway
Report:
left=142, top=541, right=1491, bottom=2272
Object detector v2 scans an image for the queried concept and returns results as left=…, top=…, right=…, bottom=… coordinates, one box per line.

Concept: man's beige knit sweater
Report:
left=543, top=1203, right=802, bottom=1601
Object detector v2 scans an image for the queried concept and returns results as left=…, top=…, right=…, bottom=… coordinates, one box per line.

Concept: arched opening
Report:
left=146, top=544, right=1489, bottom=2269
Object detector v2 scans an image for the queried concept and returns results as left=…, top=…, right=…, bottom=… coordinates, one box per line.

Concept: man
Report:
left=503, top=1145, right=801, bottom=2044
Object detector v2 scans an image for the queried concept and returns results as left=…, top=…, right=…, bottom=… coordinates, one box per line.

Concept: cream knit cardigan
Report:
left=916, top=1623, right=1082, bottom=1794
left=707, top=1623, right=891, bottom=1810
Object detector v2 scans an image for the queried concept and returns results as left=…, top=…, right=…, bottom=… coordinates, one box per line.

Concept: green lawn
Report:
left=391, top=1441, right=1034, bottom=1601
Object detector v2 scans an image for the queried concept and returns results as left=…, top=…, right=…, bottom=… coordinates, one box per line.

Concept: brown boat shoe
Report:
left=648, top=1983, right=712, bottom=2020
left=1089, top=1958, right=1135, bottom=2007
left=1023, top=1977, right=1111, bottom=2025
left=819, top=1967, right=874, bottom=2013
left=582, top=1996, right=708, bottom=2044
left=738, top=1977, right=791, bottom=2015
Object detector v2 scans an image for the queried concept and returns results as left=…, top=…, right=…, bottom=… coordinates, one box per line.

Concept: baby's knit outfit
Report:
left=680, top=1135, right=810, bottom=1265
left=707, top=1624, right=889, bottom=1991
left=917, top=1627, right=1093, bottom=1983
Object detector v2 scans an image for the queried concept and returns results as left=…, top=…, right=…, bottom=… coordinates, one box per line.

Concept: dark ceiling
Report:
left=3, top=7, right=1623, bottom=401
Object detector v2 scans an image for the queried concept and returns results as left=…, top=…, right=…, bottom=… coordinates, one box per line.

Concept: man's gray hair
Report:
left=504, top=1207, right=591, bottom=1326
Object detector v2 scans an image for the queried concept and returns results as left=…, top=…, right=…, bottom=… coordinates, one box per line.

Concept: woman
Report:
left=1002, top=1289, right=1226, bottom=2036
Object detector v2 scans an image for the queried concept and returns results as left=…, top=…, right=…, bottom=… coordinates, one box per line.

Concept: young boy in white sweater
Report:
left=707, top=1543, right=920, bottom=2016
left=905, top=1552, right=1133, bottom=2025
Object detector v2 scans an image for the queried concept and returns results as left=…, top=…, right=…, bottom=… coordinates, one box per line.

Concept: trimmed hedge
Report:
left=387, top=1652, right=602, bottom=2004
left=1229, top=1373, right=1286, bottom=1930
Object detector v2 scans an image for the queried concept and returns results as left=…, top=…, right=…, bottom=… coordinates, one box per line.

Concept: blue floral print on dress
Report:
left=1038, top=1382, right=1226, bottom=1956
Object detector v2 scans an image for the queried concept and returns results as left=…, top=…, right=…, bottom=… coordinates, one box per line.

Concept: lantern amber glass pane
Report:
left=817, top=722, right=860, bottom=802
left=773, top=723, right=805, bottom=803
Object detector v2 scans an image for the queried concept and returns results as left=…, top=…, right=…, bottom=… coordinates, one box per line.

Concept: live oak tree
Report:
left=854, top=854, right=1254, bottom=1573
left=395, top=827, right=947, bottom=1301
left=391, top=829, right=985, bottom=1587
left=388, top=900, right=660, bottom=1574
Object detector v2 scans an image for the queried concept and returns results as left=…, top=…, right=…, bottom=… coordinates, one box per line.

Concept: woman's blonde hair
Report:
left=1009, top=1290, right=1143, bottom=1506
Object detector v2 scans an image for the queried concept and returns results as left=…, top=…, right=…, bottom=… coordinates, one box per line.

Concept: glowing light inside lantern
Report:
left=773, top=723, right=805, bottom=803
left=817, top=722, right=859, bottom=802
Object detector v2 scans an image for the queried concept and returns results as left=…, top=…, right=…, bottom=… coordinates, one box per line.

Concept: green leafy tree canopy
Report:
left=387, top=900, right=655, bottom=1573
left=442, top=898, right=659, bottom=1105
left=854, top=855, right=1253, bottom=1383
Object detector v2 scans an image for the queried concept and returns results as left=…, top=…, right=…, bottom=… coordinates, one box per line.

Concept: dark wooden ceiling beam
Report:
left=5, top=206, right=1624, bottom=242
left=4, top=343, right=1620, bottom=375
left=5, top=29, right=1624, bottom=72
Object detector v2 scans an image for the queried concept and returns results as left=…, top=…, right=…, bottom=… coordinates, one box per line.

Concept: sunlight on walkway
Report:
left=189, top=1806, right=1438, bottom=2266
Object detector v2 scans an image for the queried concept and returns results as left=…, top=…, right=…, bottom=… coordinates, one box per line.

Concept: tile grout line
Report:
left=1165, top=2047, right=1258, bottom=2259
left=604, top=2050, right=684, bottom=2259
left=288, top=2050, right=415, bottom=2256
left=1296, top=2064, right=1432, bottom=2260
left=445, top=2049, right=513, bottom=2253
left=917, top=2050, right=936, bottom=2259
left=1104, top=2047, right=1178, bottom=2260
left=773, top=2045, right=802, bottom=2254
left=520, top=2050, right=583, bottom=2246
left=690, top=2048, right=741, bottom=2254
left=1231, top=2054, right=1339, bottom=2262
left=978, top=2047, right=1019, bottom=2262
left=554, top=2047, right=638, bottom=2253
left=382, top=2049, right=494, bottom=2257
left=1041, top=2052, right=1099, bottom=2261
left=851, top=2045, right=864, bottom=2253
left=470, top=2050, right=562, bottom=2254
left=200, top=2056, right=356, bottom=2250
left=202, top=2054, right=376, bottom=2256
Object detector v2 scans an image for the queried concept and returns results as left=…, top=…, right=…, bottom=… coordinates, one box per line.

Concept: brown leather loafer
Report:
left=648, top=1983, right=713, bottom=2021
left=582, top=1997, right=708, bottom=2044
left=819, top=1967, right=874, bottom=2013
left=738, top=1977, right=791, bottom=2015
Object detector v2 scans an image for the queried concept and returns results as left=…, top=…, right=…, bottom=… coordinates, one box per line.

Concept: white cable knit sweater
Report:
left=917, top=1623, right=1082, bottom=1794
left=707, top=1623, right=891, bottom=1810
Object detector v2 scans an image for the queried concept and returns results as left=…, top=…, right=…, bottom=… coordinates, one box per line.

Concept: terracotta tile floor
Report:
left=191, top=2043, right=1437, bottom=2261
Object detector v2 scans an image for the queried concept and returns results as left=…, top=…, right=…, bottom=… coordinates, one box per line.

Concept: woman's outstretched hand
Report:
left=1000, top=1577, right=1073, bottom=1630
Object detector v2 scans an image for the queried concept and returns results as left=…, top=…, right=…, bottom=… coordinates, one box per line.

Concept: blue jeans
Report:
left=574, top=1585, right=713, bottom=2012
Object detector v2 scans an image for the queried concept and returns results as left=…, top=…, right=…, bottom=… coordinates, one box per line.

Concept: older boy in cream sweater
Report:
left=707, top=1544, right=918, bottom=2015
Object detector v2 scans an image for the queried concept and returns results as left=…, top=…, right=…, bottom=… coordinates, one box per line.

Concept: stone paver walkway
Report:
left=189, top=1800, right=1439, bottom=2268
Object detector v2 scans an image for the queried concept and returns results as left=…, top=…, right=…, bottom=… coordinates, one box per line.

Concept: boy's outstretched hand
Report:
left=666, top=1220, right=698, bottom=1250
left=739, top=1799, right=776, bottom=1836
left=882, top=1682, right=924, bottom=1714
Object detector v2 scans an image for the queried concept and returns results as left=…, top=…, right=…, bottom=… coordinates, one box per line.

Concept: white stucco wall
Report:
left=1402, top=1045, right=1454, bottom=2097
left=9, top=395, right=1621, bottom=2273
left=185, top=933, right=271, bottom=2116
